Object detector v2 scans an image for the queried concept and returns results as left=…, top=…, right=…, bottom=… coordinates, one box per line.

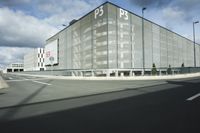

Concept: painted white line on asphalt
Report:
left=32, top=80, right=52, bottom=86
left=6, top=79, right=28, bottom=82
left=6, top=78, right=49, bottom=82
left=187, top=93, right=200, bottom=101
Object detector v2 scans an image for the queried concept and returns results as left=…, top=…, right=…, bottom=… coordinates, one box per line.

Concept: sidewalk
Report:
left=11, top=72, right=200, bottom=80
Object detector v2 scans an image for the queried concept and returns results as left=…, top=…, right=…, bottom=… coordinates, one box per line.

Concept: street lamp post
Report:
left=193, top=21, right=199, bottom=67
left=142, top=7, right=146, bottom=75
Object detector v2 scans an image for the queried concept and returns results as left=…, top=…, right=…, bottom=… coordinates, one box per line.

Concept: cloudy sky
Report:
left=0, top=0, right=200, bottom=68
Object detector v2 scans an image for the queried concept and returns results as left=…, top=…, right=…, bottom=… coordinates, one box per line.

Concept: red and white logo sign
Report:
left=46, top=51, right=51, bottom=58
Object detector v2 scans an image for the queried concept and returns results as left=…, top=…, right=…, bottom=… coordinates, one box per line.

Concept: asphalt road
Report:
left=0, top=74, right=199, bottom=133
left=0, top=73, right=169, bottom=108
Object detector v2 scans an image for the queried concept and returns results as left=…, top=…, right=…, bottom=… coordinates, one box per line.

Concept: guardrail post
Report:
left=115, top=70, right=118, bottom=77
left=91, top=71, right=94, bottom=77
left=71, top=71, right=75, bottom=77
left=132, top=71, right=135, bottom=76
left=80, top=71, right=83, bottom=77
left=129, top=70, right=132, bottom=77
left=106, top=70, right=110, bottom=77
left=142, top=70, right=144, bottom=76
left=120, top=72, right=124, bottom=77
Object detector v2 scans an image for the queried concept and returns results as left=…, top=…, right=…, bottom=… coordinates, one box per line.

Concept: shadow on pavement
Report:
left=0, top=80, right=168, bottom=110
left=0, top=93, right=5, bottom=95
left=0, top=80, right=53, bottom=121
left=167, top=79, right=200, bottom=87
left=0, top=79, right=199, bottom=133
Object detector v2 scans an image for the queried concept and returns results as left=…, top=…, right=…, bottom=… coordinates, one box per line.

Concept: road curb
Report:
left=9, top=72, right=200, bottom=80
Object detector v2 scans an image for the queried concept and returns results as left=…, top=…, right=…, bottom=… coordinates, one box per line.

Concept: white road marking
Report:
left=187, top=93, right=200, bottom=101
left=32, top=80, right=52, bottom=86
left=6, top=78, right=49, bottom=82
left=6, top=79, right=27, bottom=82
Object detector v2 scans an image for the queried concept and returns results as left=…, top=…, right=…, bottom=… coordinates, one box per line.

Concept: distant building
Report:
left=24, top=48, right=45, bottom=71
left=5, top=63, right=24, bottom=73
left=0, top=65, right=3, bottom=73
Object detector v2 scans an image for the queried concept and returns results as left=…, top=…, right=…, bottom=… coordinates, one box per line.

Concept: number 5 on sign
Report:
left=94, top=6, right=104, bottom=19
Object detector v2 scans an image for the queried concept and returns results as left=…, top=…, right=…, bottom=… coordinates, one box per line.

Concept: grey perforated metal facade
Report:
left=45, top=2, right=200, bottom=75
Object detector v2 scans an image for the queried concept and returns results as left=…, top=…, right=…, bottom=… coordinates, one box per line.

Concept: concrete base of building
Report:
left=74, top=69, right=178, bottom=77
left=14, top=67, right=200, bottom=78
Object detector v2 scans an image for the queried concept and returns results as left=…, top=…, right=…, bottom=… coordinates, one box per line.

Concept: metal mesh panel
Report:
left=160, top=28, right=168, bottom=67
left=107, top=4, right=117, bottom=68
left=131, top=14, right=142, bottom=68
left=117, top=7, right=131, bottom=69
left=195, top=44, right=200, bottom=67
left=66, top=27, right=72, bottom=69
left=71, top=22, right=81, bottom=69
left=152, top=24, right=160, bottom=68
left=144, top=20, right=153, bottom=68
left=182, top=39, right=187, bottom=66
left=80, top=14, right=92, bottom=69
left=167, top=31, right=173, bottom=67
left=92, top=4, right=108, bottom=69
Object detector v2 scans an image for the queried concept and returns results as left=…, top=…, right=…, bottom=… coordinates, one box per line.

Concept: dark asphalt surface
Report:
left=0, top=78, right=199, bottom=133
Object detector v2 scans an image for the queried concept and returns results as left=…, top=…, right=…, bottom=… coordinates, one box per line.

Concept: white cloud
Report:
left=0, top=47, right=32, bottom=67
left=162, top=7, right=185, bottom=23
left=38, top=0, right=100, bottom=14
left=0, top=0, right=104, bottom=66
left=41, top=0, right=102, bottom=26
left=0, top=7, right=58, bottom=67
left=0, top=0, right=103, bottom=48
left=1, top=0, right=31, bottom=7
left=0, top=7, right=58, bottom=47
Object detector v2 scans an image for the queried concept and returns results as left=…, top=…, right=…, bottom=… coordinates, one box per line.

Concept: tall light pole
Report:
left=142, top=7, right=146, bottom=75
left=193, top=21, right=199, bottom=67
